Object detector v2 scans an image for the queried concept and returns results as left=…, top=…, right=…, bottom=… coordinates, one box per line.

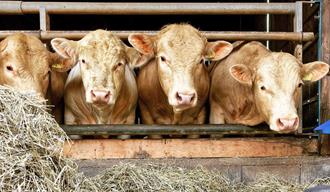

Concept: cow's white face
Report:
left=0, top=33, right=63, bottom=98
left=78, top=42, right=126, bottom=106
left=129, top=24, right=233, bottom=112
left=51, top=30, right=141, bottom=107
left=230, top=52, right=329, bottom=133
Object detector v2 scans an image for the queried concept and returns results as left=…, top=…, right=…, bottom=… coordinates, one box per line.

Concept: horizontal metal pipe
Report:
left=61, top=124, right=286, bottom=136
left=0, top=30, right=315, bottom=42
left=0, top=1, right=296, bottom=15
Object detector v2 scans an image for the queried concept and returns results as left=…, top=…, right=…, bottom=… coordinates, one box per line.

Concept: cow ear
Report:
left=0, top=39, right=6, bottom=53
left=125, top=46, right=153, bottom=69
left=51, top=38, right=77, bottom=59
left=205, top=41, right=233, bottom=61
left=302, top=61, right=329, bottom=82
left=128, top=33, right=155, bottom=56
left=229, top=64, right=253, bottom=85
left=50, top=38, right=78, bottom=72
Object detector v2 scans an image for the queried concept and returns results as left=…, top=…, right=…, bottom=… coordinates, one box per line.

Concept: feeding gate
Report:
left=0, top=0, right=330, bottom=182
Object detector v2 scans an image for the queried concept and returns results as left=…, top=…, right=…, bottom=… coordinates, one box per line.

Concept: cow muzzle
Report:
left=271, top=116, right=299, bottom=133
left=170, top=91, right=197, bottom=112
left=90, top=90, right=111, bottom=104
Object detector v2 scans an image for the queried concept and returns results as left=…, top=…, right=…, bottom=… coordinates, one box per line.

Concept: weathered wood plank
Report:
left=63, top=137, right=318, bottom=159
left=320, top=0, right=330, bottom=155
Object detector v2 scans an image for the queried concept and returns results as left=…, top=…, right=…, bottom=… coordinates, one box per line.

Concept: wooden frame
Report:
left=64, top=137, right=318, bottom=159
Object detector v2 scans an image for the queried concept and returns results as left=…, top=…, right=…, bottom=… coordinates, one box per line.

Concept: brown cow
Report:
left=0, top=33, right=69, bottom=122
left=128, top=24, right=233, bottom=126
left=51, top=30, right=145, bottom=132
left=210, top=41, right=329, bottom=133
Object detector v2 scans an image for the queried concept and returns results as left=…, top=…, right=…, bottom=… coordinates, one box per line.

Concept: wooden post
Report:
left=320, top=0, right=330, bottom=155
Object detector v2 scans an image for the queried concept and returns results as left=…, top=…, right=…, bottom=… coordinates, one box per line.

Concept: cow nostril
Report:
left=277, top=118, right=284, bottom=128
left=176, top=92, right=182, bottom=101
left=91, top=90, right=96, bottom=98
left=105, top=91, right=111, bottom=99
left=190, top=93, right=196, bottom=102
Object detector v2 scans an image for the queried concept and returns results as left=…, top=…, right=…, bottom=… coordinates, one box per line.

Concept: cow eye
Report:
left=118, top=62, right=123, bottom=67
left=260, top=86, right=266, bottom=90
left=81, top=59, right=86, bottom=64
left=6, top=66, right=13, bottom=71
left=160, top=56, right=166, bottom=62
left=298, top=82, right=304, bottom=88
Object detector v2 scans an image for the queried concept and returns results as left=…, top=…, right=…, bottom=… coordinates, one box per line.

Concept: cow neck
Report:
left=90, top=102, right=114, bottom=124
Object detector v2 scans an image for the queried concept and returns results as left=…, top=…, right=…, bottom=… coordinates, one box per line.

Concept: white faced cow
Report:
left=0, top=33, right=69, bottom=122
left=210, top=41, right=329, bottom=133
left=51, top=30, right=144, bottom=129
left=129, top=24, right=233, bottom=125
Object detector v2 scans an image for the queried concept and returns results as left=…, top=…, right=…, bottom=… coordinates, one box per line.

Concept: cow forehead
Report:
left=256, top=53, right=301, bottom=87
left=156, top=24, right=205, bottom=60
left=2, top=34, right=49, bottom=72
left=79, top=43, right=125, bottom=61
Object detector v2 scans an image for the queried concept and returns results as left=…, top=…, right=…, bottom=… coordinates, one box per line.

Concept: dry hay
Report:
left=0, top=85, right=329, bottom=192
left=91, top=163, right=236, bottom=192
left=0, top=86, right=96, bottom=191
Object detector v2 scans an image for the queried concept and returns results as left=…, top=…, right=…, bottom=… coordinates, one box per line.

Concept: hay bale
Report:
left=0, top=86, right=96, bottom=191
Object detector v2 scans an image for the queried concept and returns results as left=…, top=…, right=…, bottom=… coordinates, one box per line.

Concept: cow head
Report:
left=230, top=52, right=329, bottom=133
left=51, top=30, right=143, bottom=107
left=0, top=33, right=69, bottom=99
left=129, top=24, right=233, bottom=112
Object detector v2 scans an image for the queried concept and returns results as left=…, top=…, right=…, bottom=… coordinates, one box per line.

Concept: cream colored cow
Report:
left=51, top=30, right=145, bottom=128
left=210, top=41, right=329, bottom=133
left=129, top=24, right=233, bottom=125
left=0, top=33, right=69, bottom=122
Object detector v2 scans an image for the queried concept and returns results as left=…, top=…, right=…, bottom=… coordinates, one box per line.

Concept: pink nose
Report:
left=276, top=117, right=299, bottom=131
left=176, top=92, right=196, bottom=105
left=91, top=90, right=111, bottom=104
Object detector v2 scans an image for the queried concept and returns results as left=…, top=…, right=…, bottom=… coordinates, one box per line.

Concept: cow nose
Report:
left=91, top=90, right=111, bottom=104
left=276, top=117, right=299, bottom=131
left=176, top=92, right=196, bottom=105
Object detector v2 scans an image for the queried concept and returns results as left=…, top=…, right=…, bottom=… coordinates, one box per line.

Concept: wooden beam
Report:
left=63, top=137, right=318, bottom=159
left=320, top=0, right=330, bottom=155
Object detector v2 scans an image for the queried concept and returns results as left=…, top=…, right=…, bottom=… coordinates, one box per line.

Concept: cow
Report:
left=128, top=24, right=233, bottom=130
left=0, top=33, right=70, bottom=122
left=209, top=41, right=329, bottom=133
left=51, top=30, right=145, bottom=138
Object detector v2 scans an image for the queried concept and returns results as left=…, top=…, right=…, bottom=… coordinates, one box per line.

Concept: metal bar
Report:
left=303, top=33, right=318, bottom=52
left=0, top=30, right=315, bottom=41
left=0, top=1, right=296, bottom=15
left=61, top=124, right=289, bottom=136
left=294, top=1, right=304, bottom=134
left=39, top=7, right=50, bottom=31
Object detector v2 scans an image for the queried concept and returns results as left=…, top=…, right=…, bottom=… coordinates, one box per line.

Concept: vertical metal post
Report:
left=39, top=7, right=50, bottom=34
left=294, top=1, right=303, bottom=133
left=266, top=0, right=270, bottom=49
